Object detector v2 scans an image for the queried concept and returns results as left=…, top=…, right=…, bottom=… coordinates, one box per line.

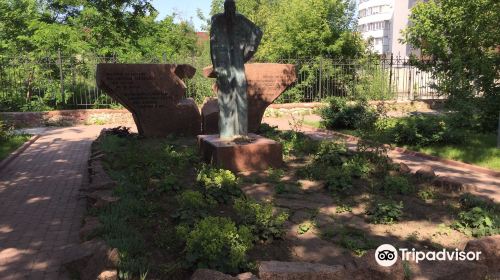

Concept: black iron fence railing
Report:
left=0, top=54, right=446, bottom=112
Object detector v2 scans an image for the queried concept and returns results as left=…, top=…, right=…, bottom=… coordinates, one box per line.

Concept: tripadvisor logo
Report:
left=374, top=244, right=482, bottom=267
left=375, top=244, right=398, bottom=267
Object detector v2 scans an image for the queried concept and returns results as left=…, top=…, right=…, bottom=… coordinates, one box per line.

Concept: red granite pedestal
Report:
left=198, top=134, right=283, bottom=173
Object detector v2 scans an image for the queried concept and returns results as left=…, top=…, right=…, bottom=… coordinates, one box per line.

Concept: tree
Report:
left=403, top=0, right=500, bottom=130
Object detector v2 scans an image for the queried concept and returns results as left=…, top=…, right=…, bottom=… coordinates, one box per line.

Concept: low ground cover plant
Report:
left=234, top=198, right=289, bottom=241
left=366, top=200, right=404, bottom=224
left=185, top=216, right=253, bottom=274
left=196, top=164, right=241, bottom=203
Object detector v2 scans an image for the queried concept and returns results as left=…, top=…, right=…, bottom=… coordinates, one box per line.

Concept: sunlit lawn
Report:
left=0, top=135, right=31, bottom=160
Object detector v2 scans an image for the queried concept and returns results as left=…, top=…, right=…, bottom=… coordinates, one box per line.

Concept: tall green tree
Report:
left=403, top=0, right=500, bottom=130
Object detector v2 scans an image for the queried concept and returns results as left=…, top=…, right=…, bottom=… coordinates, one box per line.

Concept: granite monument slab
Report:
left=96, top=64, right=201, bottom=137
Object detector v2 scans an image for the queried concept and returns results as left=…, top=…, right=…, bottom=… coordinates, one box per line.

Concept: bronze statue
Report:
left=210, top=0, right=263, bottom=139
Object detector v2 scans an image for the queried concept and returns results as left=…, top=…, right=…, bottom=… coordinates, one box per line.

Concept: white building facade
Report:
left=357, top=0, right=420, bottom=57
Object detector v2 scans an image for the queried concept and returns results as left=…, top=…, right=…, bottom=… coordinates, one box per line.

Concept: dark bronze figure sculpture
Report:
left=210, top=0, right=263, bottom=139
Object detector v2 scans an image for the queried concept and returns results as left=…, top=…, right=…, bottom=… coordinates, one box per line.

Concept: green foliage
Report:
left=196, top=164, right=241, bottom=203
left=452, top=207, right=499, bottom=237
left=185, top=216, right=253, bottom=274
left=325, top=168, right=353, bottom=193
left=173, top=191, right=217, bottom=224
left=342, top=155, right=373, bottom=179
left=267, top=168, right=285, bottom=183
left=257, top=0, right=363, bottom=60
left=417, top=188, right=436, bottom=201
left=234, top=198, right=289, bottom=241
left=338, top=226, right=377, bottom=256
left=389, top=115, right=465, bottom=147
left=320, top=97, right=379, bottom=130
left=382, top=176, right=414, bottom=195
left=367, top=200, right=404, bottom=224
left=403, top=0, right=500, bottom=131
left=258, top=124, right=319, bottom=157
left=297, top=222, right=314, bottom=235
left=336, top=204, right=353, bottom=214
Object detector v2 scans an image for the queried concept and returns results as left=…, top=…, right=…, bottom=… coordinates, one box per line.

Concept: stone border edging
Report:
left=310, top=128, right=500, bottom=178
left=0, top=134, right=41, bottom=171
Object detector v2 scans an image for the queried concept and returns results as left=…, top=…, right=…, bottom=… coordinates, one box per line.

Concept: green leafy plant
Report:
left=342, top=155, right=373, bottom=179
left=320, top=97, right=379, bottom=130
left=267, top=168, right=285, bottom=183
left=185, top=216, right=253, bottom=274
left=338, top=226, right=377, bottom=256
left=297, top=221, right=314, bottom=235
left=367, top=200, right=404, bottom=224
left=452, top=207, right=499, bottom=237
left=196, top=164, right=241, bottom=203
left=172, top=191, right=216, bottom=224
left=325, top=168, right=353, bottom=193
left=418, top=188, right=436, bottom=201
left=382, top=176, right=414, bottom=195
left=234, top=198, right=289, bottom=241
left=336, top=204, right=353, bottom=214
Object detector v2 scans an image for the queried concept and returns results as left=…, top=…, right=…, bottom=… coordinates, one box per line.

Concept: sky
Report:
left=151, top=0, right=212, bottom=31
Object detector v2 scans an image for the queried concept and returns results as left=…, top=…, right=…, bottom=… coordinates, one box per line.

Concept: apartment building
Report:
left=357, top=0, right=420, bottom=56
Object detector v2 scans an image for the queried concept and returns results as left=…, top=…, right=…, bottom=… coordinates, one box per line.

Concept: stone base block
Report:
left=198, top=134, right=283, bottom=173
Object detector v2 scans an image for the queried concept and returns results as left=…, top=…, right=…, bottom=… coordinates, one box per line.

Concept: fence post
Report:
left=58, top=48, right=65, bottom=105
left=497, top=112, right=500, bottom=149
left=319, top=56, right=323, bottom=100
left=389, top=53, right=393, bottom=99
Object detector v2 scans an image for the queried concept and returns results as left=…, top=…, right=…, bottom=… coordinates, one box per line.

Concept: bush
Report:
left=196, top=165, right=241, bottom=203
left=452, top=207, right=499, bottom=237
left=367, top=200, right=404, bottom=224
left=185, top=217, right=253, bottom=274
left=314, top=141, right=349, bottom=166
left=389, top=115, right=466, bottom=147
left=173, top=191, right=217, bottom=223
left=234, top=198, right=289, bottom=241
left=320, top=97, right=379, bottom=130
left=382, top=176, right=414, bottom=195
left=342, top=155, right=373, bottom=179
left=325, top=168, right=353, bottom=193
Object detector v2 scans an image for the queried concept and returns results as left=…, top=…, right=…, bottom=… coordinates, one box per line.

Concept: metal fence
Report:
left=0, top=54, right=445, bottom=111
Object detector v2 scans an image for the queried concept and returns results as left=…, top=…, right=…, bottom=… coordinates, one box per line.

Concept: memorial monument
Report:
left=198, top=0, right=296, bottom=172
left=96, top=64, right=201, bottom=137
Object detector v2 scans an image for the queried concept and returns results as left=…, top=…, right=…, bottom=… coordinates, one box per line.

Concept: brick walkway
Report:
left=0, top=126, right=106, bottom=279
left=264, top=117, right=500, bottom=203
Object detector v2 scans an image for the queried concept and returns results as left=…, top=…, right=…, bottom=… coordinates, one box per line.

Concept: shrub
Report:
left=173, top=191, right=217, bottom=223
left=196, top=165, right=241, bottom=203
left=342, top=155, right=373, bottom=179
left=325, top=168, right=353, bottom=193
left=234, top=198, right=289, bottom=241
left=320, top=97, right=379, bottom=130
left=367, top=200, right=404, bottom=224
left=382, top=176, right=414, bottom=195
left=389, top=115, right=466, bottom=147
left=185, top=217, right=253, bottom=274
left=452, top=207, right=499, bottom=237
left=314, top=141, right=349, bottom=166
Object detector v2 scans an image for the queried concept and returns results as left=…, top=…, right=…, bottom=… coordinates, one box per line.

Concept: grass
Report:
left=309, top=115, right=500, bottom=171
left=0, top=134, right=31, bottom=160
left=414, top=133, right=500, bottom=171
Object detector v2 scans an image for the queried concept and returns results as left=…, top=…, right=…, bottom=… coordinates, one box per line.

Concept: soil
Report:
left=239, top=155, right=473, bottom=266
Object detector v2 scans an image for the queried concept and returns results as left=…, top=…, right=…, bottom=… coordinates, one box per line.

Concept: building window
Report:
left=358, top=21, right=391, bottom=32
left=358, top=5, right=391, bottom=18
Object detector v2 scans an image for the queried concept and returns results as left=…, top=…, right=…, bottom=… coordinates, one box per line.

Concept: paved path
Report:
left=264, top=117, right=500, bottom=203
left=0, top=126, right=106, bottom=279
